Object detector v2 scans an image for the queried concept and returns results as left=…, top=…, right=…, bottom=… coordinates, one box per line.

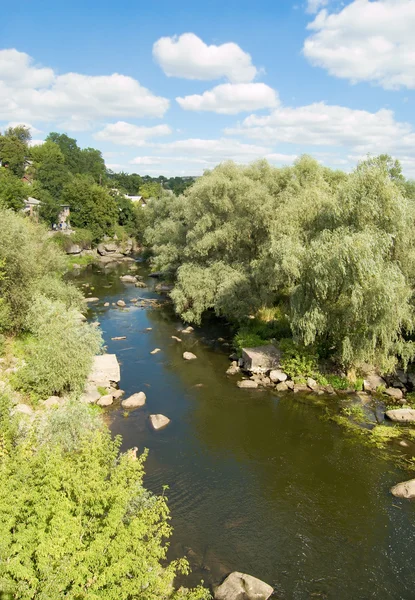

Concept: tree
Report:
left=46, top=132, right=82, bottom=174
left=0, top=168, right=28, bottom=211
left=32, top=181, right=62, bottom=225
left=0, top=126, right=31, bottom=177
left=80, top=147, right=106, bottom=182
left=61, top=176, right=118, bottom=241
left=30, top=141, right=70, bottom=199
left=140, top=181, right=162, bottom=199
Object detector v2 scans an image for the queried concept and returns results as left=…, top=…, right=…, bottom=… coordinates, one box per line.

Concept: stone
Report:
left=111, top=336, right=126, bottom=341
left=307, top=377, right=318, bottom=390
left=121, top=392, right=146, bottom=409
left=241, top=344, right=281, bottom=374
left=171, top=335, right=182, bottom=342
left=130, top=298, right=138, bottom=303
left=293, top=384, right=310, bottom=394
left=97, top=394, right=114, bottom=407
left=269, top=369, right=288, bottom=383
left=84, top=297, right=99, bottom=303
left=181, top=326, right=194, bottom=334
left=396, top=369, right=408, bottom=385
left=44, top=396, right=61, bottom=408
left=150, top=348, right=161, bottom=355
left=116, top=300, right=126, bottom=307
left=155, top=283, right=174, bottom=293
left=385, top=387, right=404, bottom=401
left=237, top=380, right=259, bottom=389
left=80, top=384, right=101, bottom=404
left=104, top=302, right=110, bottom=307
left=120, top=275, right=137, bottom=283
left=214, top=571, right=273, bottom=600
left=88, top=354, right=120, bottom=385
left=385, top=408, right=415, bottom=423
left=276, top=381, right=289, bottom=392
left=135, top=281, right=147, bottom=288
left=104, top=242, right=118, bottom=253
left=112, top=389, right=124, bottom=400
left=14, top=403, right=33, bottom=416
left=390, top=478, right=415, bottom=499
left=363, top=374, right=386, bottom=391
left=66, top=243, right=82, bottom=254
left=286, top=380, right=295, bottom=391
left=324, top=384, right=336, bottom=395
left=226, top=364, right=240, bottom=375
left=183, top=352, right=197, bottom=360
left=149, top=414, right=170, bottom=430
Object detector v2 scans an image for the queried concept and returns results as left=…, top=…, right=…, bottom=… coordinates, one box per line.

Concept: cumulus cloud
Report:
left=153, top=33, right=257, bottom=82
left=94, top=121, right=172, bottom=146
left=225, top=102, right=415, bottom=154
left=306, top=0, right=328, bottom=13
left=151, top=137, right=272, bottom=162
left=176, top=83, right=278, bottom=114
left=0, top=48, right=169, bottom=128
left=4, top=121, right=42, bottom=135
left=303, top=0, right=415, bottom=89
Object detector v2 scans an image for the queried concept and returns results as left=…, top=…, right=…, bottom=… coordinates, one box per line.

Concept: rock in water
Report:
left=119, top=275, right=137, bottom=283
left=135, top=281, right=147, bottom=288
left=116, top=300, right=126, bottom=307
left=111, top=389, right=124, bottom=400
left=150, top=348, right=161, bottom=355
left=385, top=387, right=404, bottom=401
left=111, top=336, right=126, bottom=341
left=214, top=571, right=273, bottom=600
left=88, top=354, right=120, bottom=386
left=269, top=369, right=287, bottom=383
left=390, top=478, right=415, bottom=499
left=121, top=392, right=146, bottom=409
left=97, top=394, right=113, bottom=407
left=183, top=351, right=197, bottom=360
left=84, top=297, right=99, bottom=303
left=237, top=380, right=258, bottom=389
left=242, top=345, right=281, bottom=374
left=385, top=408, right=415, bottom=423
left=149, top=414, right=170, bottom=430
left=171, top=335, right=182, bottom=342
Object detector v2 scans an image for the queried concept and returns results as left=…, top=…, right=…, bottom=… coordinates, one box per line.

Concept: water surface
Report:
left=74, top=262, right=415, bottom=600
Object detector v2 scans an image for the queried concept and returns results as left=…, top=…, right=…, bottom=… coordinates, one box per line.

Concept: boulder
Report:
left=104, top=302, right=110, bottom=307
left=385, top=408, right=415, bottom=423
left=14, top=403, right=34, bottom=416
left=293, top=384, right=310, bottom=394
left=120, top=275, right=137, bottom=283
left=117, top=300, right=126, bottom=307
left=121, top=392, right=146, bottom=409
left=150, top=348, right=161, bottom=355
left=149, top=414, right=170, bottom=430
left=111, top=336, right=126, bottom=341
left=363, top=374, right=386, bottom=391
left=84, top=297, right=99, bottom=303
left=390, top=478, right=415, bottom=499
left=112, top=389, right=124, bottom=400
left=97, top=394, right=113, bottom=407
left=183, top=352, right=197, bottom=360
left=276, top=381, right=289, bottom=392
left=88, top=354, right=120, bottom=386
left=286, top=380, right=295, bottom=391
left=104, top=242, right=119, bottom=253
left=43, top=396, right=61, bottom=408
left=155, top=283, right=174, bottom=293
left=181, top=326, right=194, bottom=334
left=171, top=336, right=182, bottom=342
left=226, top=364, right=240, bottom=375
left=214, top=572, right=273, bottom=600
left=242, top=345, right=281, bottom=374
left=269, top=369, right=288, bottom=383
left=66, top=243, right=82, bottom=255
left=307, top=377, right=318, bottom=390
left=385, top=387, right=404, bottom=401
left=135, top=281, right=147, bottom=288
left=237, top=380, right=258, bottom=389
left=80, top=384, right=101, bottom=404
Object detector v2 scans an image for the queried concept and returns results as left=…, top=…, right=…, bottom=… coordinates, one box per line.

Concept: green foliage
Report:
left=30, top=140, right=70, bottom=199
left=140, top=180, right=162, bottom=199
left=45, top=132, right=83, bottom=174
left=325, top=375, right=356, bottom=391
left=0, top=168, right=28, bottom=211
left=15, top=295, right=102, bottom=397
left=234, top=330, right=270, bottom=353
left=279, top=338, right=319, bottom=382
left=53, top=228, right=94, bottom=252
left=0, top=126, right=31, bottom=177
left=0, top=428, right=209, bottom=600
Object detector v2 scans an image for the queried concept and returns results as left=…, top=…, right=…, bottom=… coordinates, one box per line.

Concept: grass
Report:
left=97, top=386, right=107, bottom=396
left=66, top=254, right=96, bottom=270
left=325, top=374, right=364, bottom=391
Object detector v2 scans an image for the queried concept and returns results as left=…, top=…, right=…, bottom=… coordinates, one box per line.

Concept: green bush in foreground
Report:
left=0, top=421, right=209, bottom=599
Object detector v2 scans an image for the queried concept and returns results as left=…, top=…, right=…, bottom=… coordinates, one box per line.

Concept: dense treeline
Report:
left=0, top=208, right=209, bottom=599
left=0, top=126, right=194, bottom=242
left=145, top=155, right=415, bottom=375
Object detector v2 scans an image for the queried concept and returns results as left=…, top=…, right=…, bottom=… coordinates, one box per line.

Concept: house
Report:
left=125, top=194, right=148, bottom=207
left=23, top=197, right=41, bottom=218
left=58, top=204, right=70, bottom=228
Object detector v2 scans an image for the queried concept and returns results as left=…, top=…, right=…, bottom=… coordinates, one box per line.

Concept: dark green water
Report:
left=74, top=261, right=415, bottom=600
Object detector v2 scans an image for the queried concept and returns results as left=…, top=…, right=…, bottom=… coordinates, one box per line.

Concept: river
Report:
left=74, top=260, right=415, bottom=600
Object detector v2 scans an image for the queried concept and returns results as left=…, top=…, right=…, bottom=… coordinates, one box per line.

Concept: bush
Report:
left=279, top=338, right=319, bottom=382
left=15, top=296, right=102, bottom=398
left=53, top=228, right=93, bottom=252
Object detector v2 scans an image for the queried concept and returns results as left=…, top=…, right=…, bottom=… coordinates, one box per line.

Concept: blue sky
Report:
left=1, top=0, right=414, bottom=176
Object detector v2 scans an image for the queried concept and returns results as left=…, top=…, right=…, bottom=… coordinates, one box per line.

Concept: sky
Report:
left=1, top=0, right=414, bottom=177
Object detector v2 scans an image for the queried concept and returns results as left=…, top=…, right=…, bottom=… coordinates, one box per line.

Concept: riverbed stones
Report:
left=385, top=408, right=415, bottom=423
left=112, top=389, right=124, bottom=400
left=172, top=335, right=182, bottom=342
left=181, top=326, right=194, bottom=334
left=241, top=344, right=281, bottom=374
left=120, top=274, right=137, bottom=283
left=84, top=297, right=99, bottom=303
left=214, top=572, right=273, bottom=600
left=43, top=396, right=62, bottom=408
left=385, top=387, right=404, bottom=401
left=80, top=384, right=101, bottom=404
left=307, top=377, right=318, bottom=390
left=390, top=478, right=415, bottom=499
left=226, top=363, right=240, bottom=375
left=269, top=369, right=288, bottom=383
left=276, top=381, right=289, bottom=392
left=150, top=348, right=161, bottom=355
left=293, top=384, right=310, bottom=394
left=237, top=379, right=258, bottom=389
left=116, top=300, right=126, bottom=307
left=183, top=351, right=197, bottom=360
left=363, top=374, right=386, bottom=391
left=88, top=354, right=120, bottom=386
left=14, top=403, right=34, bottom=416
left=111, top=336, right=126, bottom=341
left=97, top=394, right=113, bottom=407
left=149, top=414, right=170, bottom=430
left=104, top=302, right=110, bottom=307
left=121, top=392, right=146, bottom=409
left=135, top=281, right=147, bottom=288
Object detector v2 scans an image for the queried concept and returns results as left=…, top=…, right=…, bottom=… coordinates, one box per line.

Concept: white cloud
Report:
left=306, top=0, right=328, bottom=13
left=303, top=0, right=415, bottom=89
left=151, top=138, right=272, bottom=162
left=0, top=48, right=169, bottom=129
left=266, top=152, right=298, bottom=164
left=176, top=83, right=278, bottom=114
left=3, top=121, right=42, bottom=135
left=94, top=121, right=172, bottom=146
left=225, top=102, right=415, bottom=154
left=153, top=33, right=257, bottom=82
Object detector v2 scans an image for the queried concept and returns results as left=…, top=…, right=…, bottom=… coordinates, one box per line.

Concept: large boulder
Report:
left=80, top=384, right=101, bottom=404
left=214, top=572, right=273, bottom=600
left=385, top=408, right=415, bottom=423
left=242, top=345, right=281, bottom=374
left=385, top=387, right=404, bottom=401
left=269, top=369, right=287, bottom=383
left=149, top=414, right=170, bottom=430
left=65, top=243, right=82, bottom=255
left=363, top=374, right=386, bottom=391
left=97, top=394, right=114, bottom=407
left=390, top=478, right=415, bottom=499
left=120, top=275, right=137, bottom=283
left=237, top=380, right=258, bottom=389
left=183, top=352, right=197, bottom=360
left=121, top=392, right=146, bottom=409
left=88, top=354, right=120, bottom=386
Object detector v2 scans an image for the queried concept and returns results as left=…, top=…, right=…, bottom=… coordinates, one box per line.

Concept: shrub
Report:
left=15, top=296, right=102, bottom=397
left=279, top=338, right=318, bottom=382
left=52, top=228, right=93, bottom=252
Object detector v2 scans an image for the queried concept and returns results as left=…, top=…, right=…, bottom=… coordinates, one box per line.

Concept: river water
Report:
left=74, top=260, right=415, bottom=600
